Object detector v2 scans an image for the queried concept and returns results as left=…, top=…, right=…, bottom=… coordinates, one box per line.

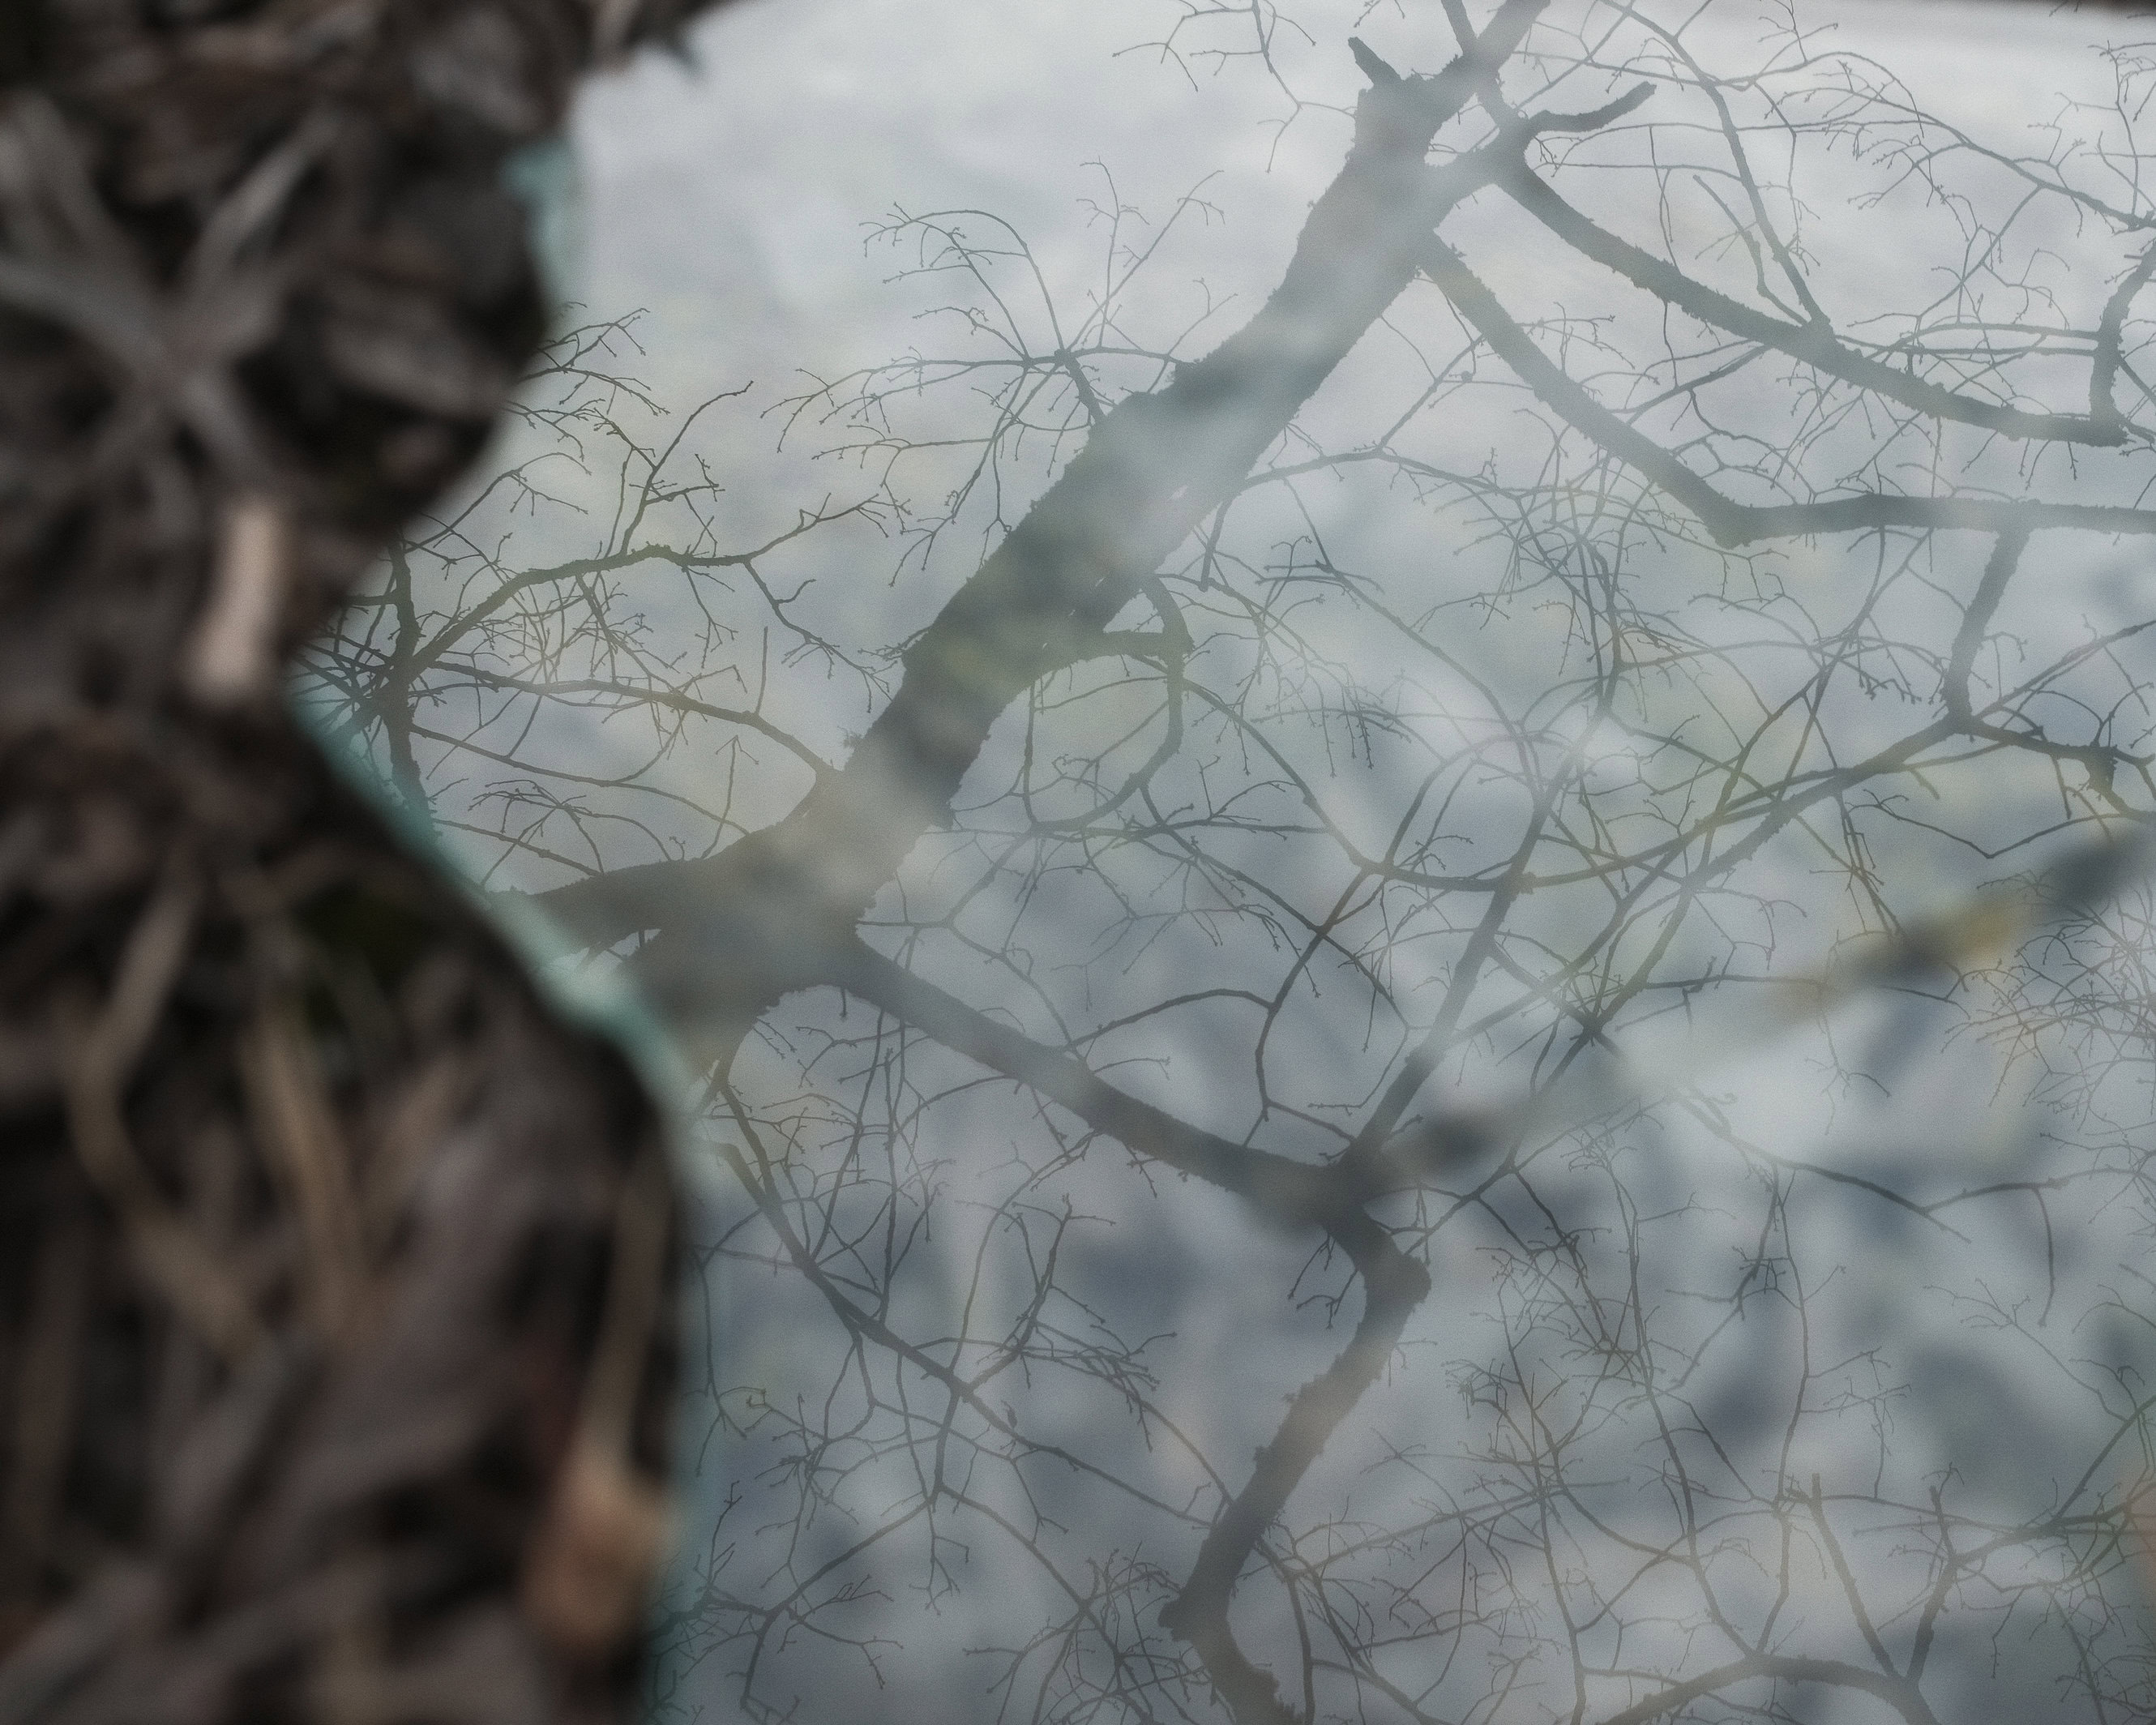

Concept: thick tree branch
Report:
left=1157, top=1211, right=1429, bottom=1725
left=828, top=938, right=1435, bottom=1725
left=1495, top=159, right=2129, bottom=446
left=1594, top=1652, right=1944, bottom=1725
left=1419, top=238, right=2156, bottom=546
left=1942, top=528, right=2029, bottom=725
left=533, top=7, right=1557, bottom=1043
left=2090, top=239, right=2156, bottom=430
left=831, top=940, right=1353, bottom=1226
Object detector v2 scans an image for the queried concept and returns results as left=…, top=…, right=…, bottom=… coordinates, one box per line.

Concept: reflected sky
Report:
left=303, top=3, right=2156, bottom=1721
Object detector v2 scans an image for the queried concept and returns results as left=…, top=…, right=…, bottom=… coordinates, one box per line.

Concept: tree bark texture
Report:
left=0, top=2, right=729, bottom=1719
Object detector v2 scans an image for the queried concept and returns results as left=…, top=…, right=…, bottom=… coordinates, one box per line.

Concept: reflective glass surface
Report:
left=302, top=4, right=2156, bottom=1719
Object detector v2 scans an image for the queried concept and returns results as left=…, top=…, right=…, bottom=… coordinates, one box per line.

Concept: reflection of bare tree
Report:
left=308, top=3, right=2156, bottom=1721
